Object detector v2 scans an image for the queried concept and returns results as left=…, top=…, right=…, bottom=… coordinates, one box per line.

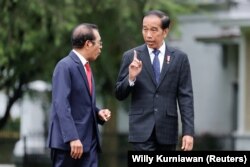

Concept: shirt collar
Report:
left=72, top=49, right=88, bottom=65
left=147, top=41, right=166, bottom=55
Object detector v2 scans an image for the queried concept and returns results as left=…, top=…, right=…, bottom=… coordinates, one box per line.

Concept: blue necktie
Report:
left=153, top=49, right=160, bottom=84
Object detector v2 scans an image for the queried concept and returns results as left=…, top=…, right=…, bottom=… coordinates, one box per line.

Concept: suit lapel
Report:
left=70, top=51, right=92, bottom=97
left=91, top=74, right=95, bottom=100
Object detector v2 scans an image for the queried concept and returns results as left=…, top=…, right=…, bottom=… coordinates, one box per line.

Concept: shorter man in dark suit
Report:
left=115, top=10, right=194, bottom=151
left=47, top=23, right=111, bottom=167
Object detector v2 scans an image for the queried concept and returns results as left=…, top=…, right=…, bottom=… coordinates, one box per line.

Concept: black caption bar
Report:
left=128, top=151, right=250, bottom=167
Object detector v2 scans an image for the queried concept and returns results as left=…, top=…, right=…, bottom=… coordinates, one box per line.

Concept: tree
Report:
left=0, top=0, right=78, bottom=129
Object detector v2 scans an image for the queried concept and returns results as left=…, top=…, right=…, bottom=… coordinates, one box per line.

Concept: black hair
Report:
left=71, top=23, right=98, bottom=48
left=143, top=10, right=170, bottom=29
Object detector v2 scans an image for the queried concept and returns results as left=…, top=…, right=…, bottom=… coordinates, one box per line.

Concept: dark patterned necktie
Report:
left=153, top=49, right=160, bottom=84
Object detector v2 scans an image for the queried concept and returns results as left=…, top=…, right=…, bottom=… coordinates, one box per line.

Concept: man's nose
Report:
left=146, top=31, right=152, bottom=38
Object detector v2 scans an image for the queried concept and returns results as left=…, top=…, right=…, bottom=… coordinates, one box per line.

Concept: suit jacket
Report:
left=47, top=51, right=103, bottom=152
left=115, top=44, right=194, bottom=145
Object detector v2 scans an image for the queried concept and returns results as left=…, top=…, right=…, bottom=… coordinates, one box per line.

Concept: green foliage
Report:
left=0, top=137, right=18, bottom=163
left=0, top=0, right=79, bottom=129
left=0, top=0, right=72, bottom=91
left=1, top=118, right=20, bottom=132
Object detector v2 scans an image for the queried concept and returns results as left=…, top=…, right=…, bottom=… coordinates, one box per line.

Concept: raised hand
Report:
left=129, top=50, right=142, bottom=81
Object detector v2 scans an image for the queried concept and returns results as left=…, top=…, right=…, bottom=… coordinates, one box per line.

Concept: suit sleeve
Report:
left=177, top=54, right=195, bottom=137
left=52, top=62, right=79, bottom=143
left=115, top=51, right=134, bottom=101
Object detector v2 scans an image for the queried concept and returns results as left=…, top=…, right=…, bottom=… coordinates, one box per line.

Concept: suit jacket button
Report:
left=154, top=108, right=158, bottom=112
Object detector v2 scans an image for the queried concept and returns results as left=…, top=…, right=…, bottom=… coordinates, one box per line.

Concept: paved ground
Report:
left=0, top=165, right=16, bottom=167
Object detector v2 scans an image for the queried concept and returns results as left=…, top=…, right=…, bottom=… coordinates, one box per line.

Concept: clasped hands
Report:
left=98, top=109, right=111, bottom=122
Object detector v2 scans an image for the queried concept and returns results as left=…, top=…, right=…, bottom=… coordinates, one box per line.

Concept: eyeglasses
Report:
left=91, top=40, right=102, bottom=46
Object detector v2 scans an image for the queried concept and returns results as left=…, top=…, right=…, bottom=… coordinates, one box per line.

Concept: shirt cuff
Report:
left=128, top=78, right=136, bottom=86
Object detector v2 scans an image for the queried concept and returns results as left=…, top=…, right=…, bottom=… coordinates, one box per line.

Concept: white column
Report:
left=237, top=29, right=246, bottom=133
left=234, top=28, right=250, bottom=150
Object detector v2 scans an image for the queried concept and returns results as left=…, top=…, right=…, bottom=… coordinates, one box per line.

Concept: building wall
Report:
left=169, top=15, right=236, bottom=135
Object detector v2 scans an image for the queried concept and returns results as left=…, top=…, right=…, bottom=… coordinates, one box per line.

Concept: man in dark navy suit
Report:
left=115, top=10, right=194, bottom=151
left=47, top=23, right=111, bottom=167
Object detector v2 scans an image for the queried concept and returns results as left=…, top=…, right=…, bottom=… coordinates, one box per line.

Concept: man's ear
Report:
left=85, top=40, right=93, bottom=48
left=164, top=28, right=169, bottom=38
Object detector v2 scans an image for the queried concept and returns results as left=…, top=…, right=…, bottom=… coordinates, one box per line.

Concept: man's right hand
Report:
left=70, top=139, right=83, bottom=159
left=129, top=50, right=142, bottom=81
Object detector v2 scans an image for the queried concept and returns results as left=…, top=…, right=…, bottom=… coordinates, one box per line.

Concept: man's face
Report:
left=142, top=15, right=168, bottom=49
left=89, top=29, right=102, bottom=61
